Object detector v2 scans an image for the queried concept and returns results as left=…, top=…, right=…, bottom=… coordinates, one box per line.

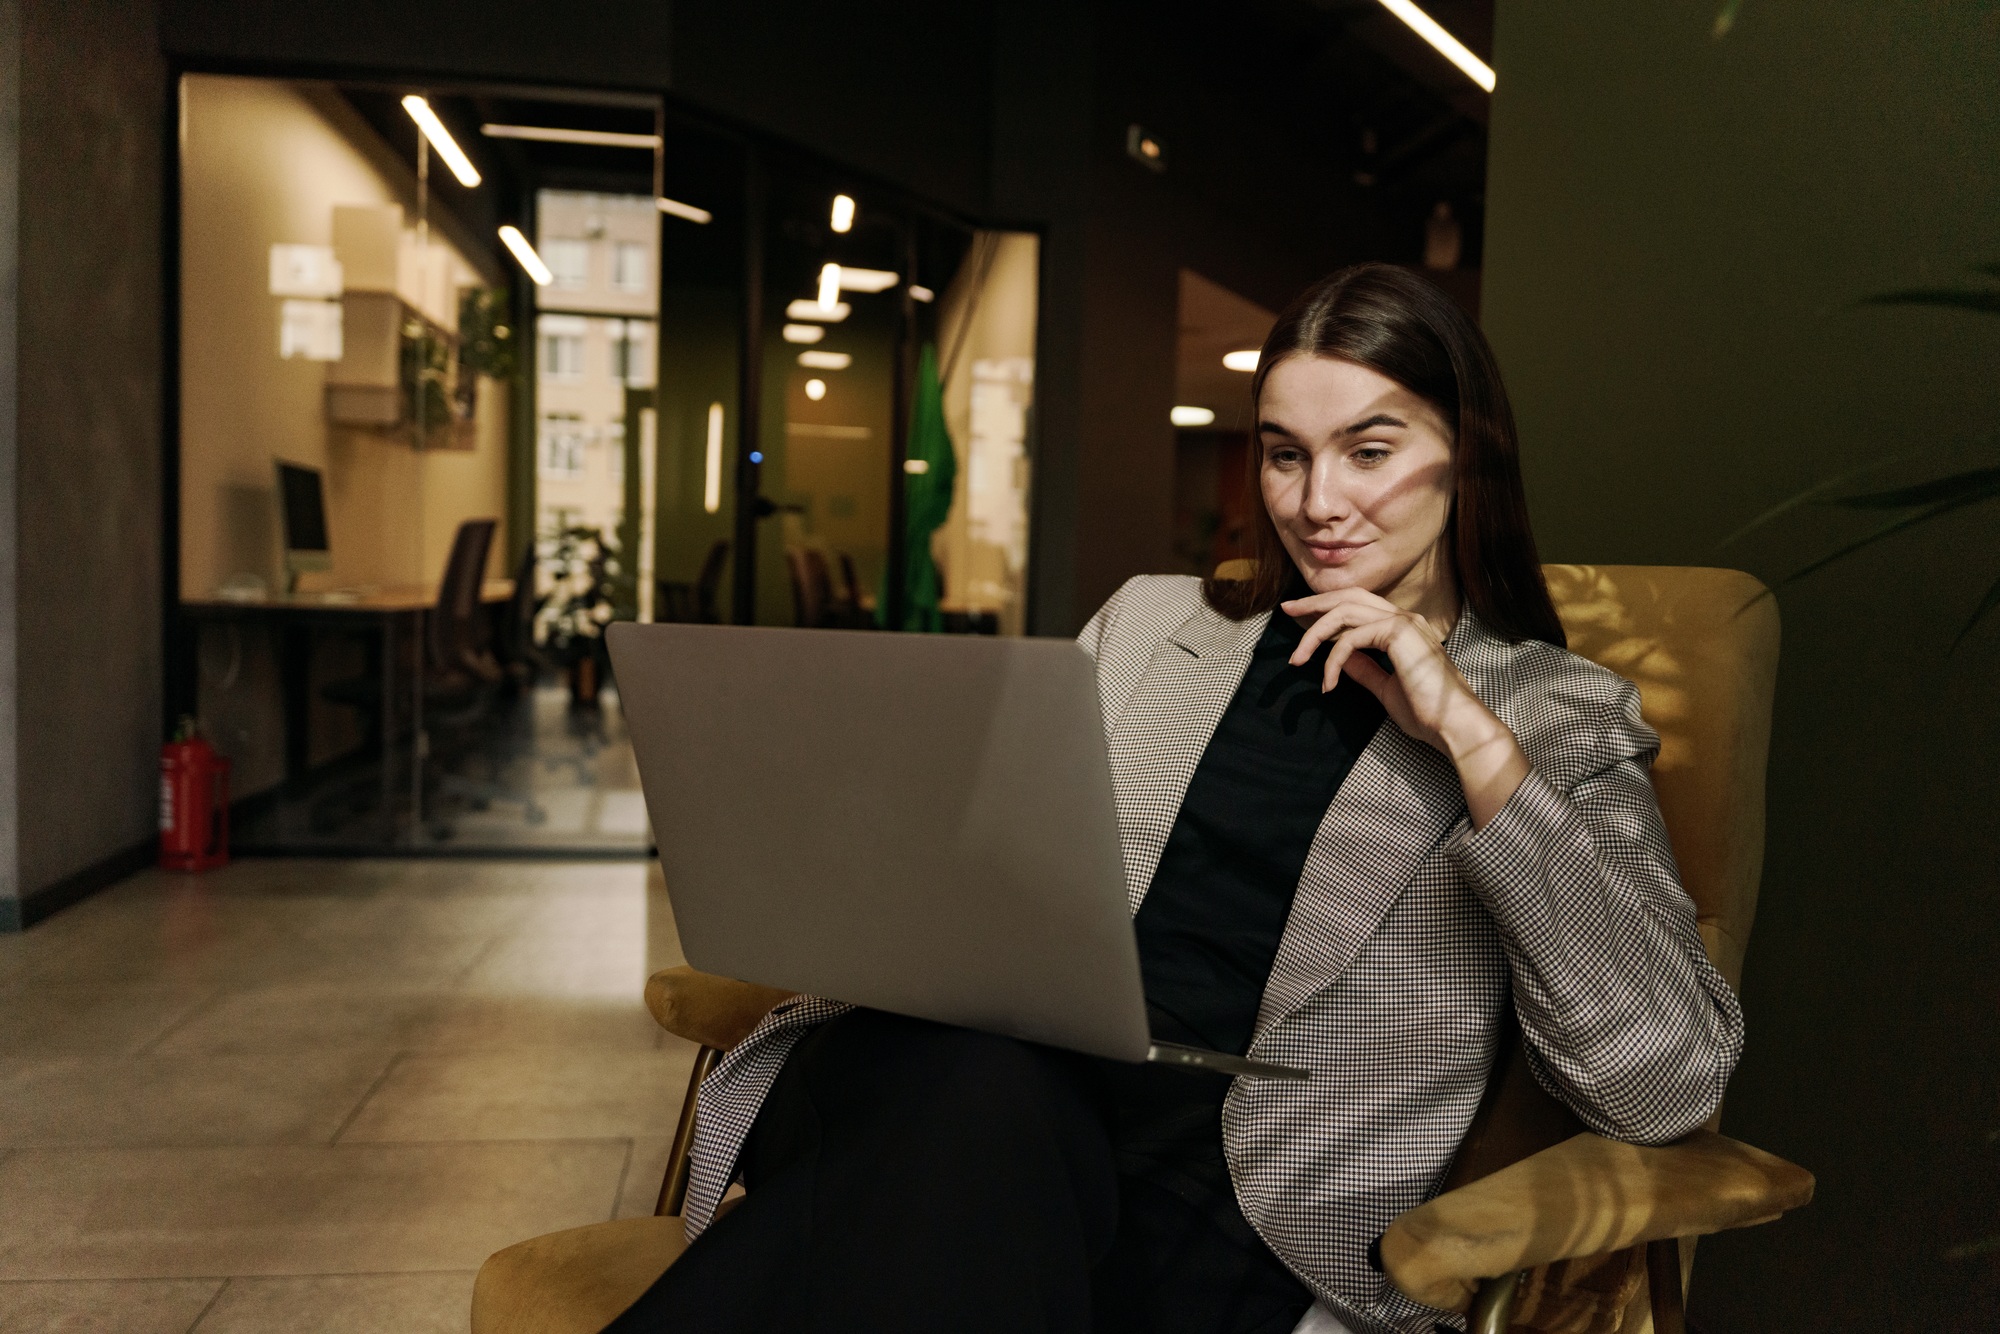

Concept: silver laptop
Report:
left=607, top=621, right=1306, bottom=1082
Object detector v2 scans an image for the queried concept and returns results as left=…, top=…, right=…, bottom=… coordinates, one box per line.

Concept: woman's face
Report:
left=1257, top=355, right=1457, bottom=612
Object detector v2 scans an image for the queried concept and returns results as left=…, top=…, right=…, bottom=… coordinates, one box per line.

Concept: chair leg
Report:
left=1646, top=1238, right=1687, bottom=1334
left=655, top=1046, right=723, bottom=1217
left=1467, top=1271, right=1523, bottom=1334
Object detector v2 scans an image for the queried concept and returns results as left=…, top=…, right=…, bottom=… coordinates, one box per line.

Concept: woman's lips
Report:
left=1303, top=539, right=1371, bottom=566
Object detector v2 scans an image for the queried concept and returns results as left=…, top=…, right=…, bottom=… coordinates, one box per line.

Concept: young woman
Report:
left=607, top=264, right=1743, bottom=1334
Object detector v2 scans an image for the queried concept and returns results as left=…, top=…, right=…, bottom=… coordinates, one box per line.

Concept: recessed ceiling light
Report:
left=909, top=284, right=935, bottom=303
left=657, top=197, right=713, bottom=224
left=804, top=378, right=827, bottom=401
left=817, top=263, right=842, bottom=308
left=782, top=323, right=826, bottom=344
left=1171, top=406, right=1217, bottom=427
left=798, top=350, right=852, bottom=369
left=497, top=225, right=551, bottom=285
left=481, top=124, right=661, bottom=149
left=1222, top=350, right=1259, bottom=372
left=402, top=96, right=481, bottom=187
left=1375, top=0, right=1495, bottom=92
left=785, top=299, right=850, bottom=322
left=830, top=194, right=856, bottom=233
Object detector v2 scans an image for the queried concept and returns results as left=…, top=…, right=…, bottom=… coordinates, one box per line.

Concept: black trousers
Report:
left=605, top=1009, right=1313, bottom=1334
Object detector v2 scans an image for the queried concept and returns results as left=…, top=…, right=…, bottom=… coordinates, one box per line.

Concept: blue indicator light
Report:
left=749, top=451, right=764, bottom=464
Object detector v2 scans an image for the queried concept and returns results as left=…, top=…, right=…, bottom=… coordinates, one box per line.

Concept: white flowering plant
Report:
left=533, top=524, right=620, bottom=666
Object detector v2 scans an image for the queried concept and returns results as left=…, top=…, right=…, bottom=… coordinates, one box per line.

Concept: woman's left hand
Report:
left=1280, top=589, right=1530, bottom=826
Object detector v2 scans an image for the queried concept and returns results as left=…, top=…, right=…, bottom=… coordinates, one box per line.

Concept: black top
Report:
left=1136, top=610, right=1387, bottom=1056
left=1102, top=609, right=1385, bottom=1241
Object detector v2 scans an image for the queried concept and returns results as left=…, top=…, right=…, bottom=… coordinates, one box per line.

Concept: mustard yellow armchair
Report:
left=472, top=565, right=1812, bottom=1334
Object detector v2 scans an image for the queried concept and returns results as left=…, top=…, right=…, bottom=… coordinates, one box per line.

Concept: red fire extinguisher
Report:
left=159, top=717, right=230, bottom=872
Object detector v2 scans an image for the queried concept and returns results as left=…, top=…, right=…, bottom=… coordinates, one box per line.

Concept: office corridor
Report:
left=0, top=860, right=692, bottom=1332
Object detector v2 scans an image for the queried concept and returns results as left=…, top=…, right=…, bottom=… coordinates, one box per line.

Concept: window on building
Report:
left=609, top=319, right=653, bottom=385
left=545, top=238, right=589, bottom=290
left=539, top=314, right=587, bottom=380
left=539, top=413, right=587, bottom=478
left=612, top=241, right=648, bottom=293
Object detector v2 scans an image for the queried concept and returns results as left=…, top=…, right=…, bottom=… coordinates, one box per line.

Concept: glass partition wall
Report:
left=170, top=71, right=1039, bottom=856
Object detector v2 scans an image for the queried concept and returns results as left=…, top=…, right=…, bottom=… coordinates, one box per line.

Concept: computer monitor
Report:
left=275, top=460, right=330, bottom=592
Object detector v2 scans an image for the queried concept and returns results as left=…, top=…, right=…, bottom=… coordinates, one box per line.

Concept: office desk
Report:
left=182, top=581, right=515, bottom=839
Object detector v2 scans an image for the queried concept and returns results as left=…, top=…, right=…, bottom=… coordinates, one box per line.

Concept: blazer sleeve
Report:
left=1443, top=680, right=1746, bottom=1144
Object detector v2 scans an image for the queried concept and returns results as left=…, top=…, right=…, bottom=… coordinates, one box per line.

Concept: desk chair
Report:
left=471, top=565, right=1812, bottom=1334
left=658, top=540, right=730, bottom=625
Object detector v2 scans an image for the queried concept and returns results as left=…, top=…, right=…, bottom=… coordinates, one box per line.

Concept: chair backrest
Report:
left=430, top=519, right=498, bottom=672
left=1542, top=564, right=1780, bottom=991
left=695, top=539, right=730, bottom=623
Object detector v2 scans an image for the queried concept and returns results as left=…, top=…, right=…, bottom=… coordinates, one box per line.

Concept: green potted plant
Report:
left=534, top=524, right=619, bottom=705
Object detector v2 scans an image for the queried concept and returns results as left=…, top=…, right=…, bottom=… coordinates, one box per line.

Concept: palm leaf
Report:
left=1830, top=466, right=2000, bottom=510
left=1856, top=289, right=2000, bottom=316
left=1776, top=489, right=1997, bottom=588
left=1716, top=453, right=1918, bottom=548
left=1950, top=571, right=2000, bottom=652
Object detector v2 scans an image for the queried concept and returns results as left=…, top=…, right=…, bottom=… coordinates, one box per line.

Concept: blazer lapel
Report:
left=1106, top=602, right=1268, bottom=913
left=1251, top=610, right=1498, bottom=1041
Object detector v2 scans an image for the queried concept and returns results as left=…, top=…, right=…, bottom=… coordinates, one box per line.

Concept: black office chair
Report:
left=785, top=547, right=834, bottom=628
left=657, top=539, right=729, bottom=624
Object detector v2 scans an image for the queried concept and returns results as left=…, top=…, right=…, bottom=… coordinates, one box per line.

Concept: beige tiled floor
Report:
left=0, top=859, right=691, bottom=1333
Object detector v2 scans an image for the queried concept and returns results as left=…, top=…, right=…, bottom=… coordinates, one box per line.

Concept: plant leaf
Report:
left=1950, top=571, right=2000, bottom=653
left=1830, top=466, right=2000, bottom=510
left=1716, top=452, right=1919, bottom=548
left=1713, top=0, right=1743, bottom=39
left=1856, top=289, right=2000, bottom=315
left=1777, top=489, right=1997, bottom=588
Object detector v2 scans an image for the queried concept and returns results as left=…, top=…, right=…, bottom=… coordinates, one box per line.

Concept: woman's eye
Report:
left=1265, top=447, right=1305, bottom=467
left=1351, top=446, right=1390, bottom=465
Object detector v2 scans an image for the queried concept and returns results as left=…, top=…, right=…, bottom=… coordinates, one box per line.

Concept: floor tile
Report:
left=0, top=1278, right=222, bottom=1333
left=0, top=984, right=215, bottom=1064
left=0, top=1141, right=627, bottom=1279
left=338, top=1045, right=696, bottom=1143
left=189, top=1272, right=477, bottom=1334
left=0, top=1050, right=396, bottom=1148
left=615, top=1137, right=676, bottom=1220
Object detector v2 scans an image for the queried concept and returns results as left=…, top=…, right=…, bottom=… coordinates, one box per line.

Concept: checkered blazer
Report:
left=682, top=574, right=1744, bottom=1334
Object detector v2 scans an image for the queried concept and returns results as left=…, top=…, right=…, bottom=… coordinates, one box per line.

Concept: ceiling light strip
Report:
left=1374, top=0, right=1495, bottom=93
left=403, top=96, right=482, bottom=186
left=481, top=123, right=663, bottom=149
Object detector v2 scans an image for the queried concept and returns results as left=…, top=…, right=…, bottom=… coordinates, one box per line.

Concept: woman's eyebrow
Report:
left=1256, top=420, right=1301, bottom=440
left=1341, top=413, right=1406, bottom=436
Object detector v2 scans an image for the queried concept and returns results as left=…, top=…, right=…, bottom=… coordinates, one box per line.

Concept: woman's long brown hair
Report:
left=1202, top=264, right=1565, bottom=648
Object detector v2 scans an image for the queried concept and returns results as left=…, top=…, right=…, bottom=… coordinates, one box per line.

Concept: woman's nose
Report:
left=1302, top=457, right=1348, bottom=525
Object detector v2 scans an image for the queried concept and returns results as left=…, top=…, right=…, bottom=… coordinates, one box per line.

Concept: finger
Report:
left=1289, top=606, right=1358, bottom=665
left=1322, top=616, right=1397, bottom=692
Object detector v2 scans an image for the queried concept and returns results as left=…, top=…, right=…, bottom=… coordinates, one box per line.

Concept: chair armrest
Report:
left=1379, top=1130, right=1814, bottom=1312
left=643, top=966, right=794, bottom=1051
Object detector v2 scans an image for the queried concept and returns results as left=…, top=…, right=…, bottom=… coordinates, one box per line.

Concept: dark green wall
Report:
left=1483, top=2, right=2000, bottom=1325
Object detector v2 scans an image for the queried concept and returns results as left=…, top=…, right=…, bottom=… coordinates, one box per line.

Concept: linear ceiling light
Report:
left=481, top=123, right=662, bottom=149
left=1374, top=0, right=1495, bottom=92
left=798, top=350, right=852, bottom=369
left=782, top=323, right=826, bottom=344
left=657, top=196, right=713, bottom=224
left=786, top=299, right=850, bottom=322
left=1171, top=406, right=1217, bottom=427
left=1222, top=349, right=1259, bottom=372
left=498, top=225, right=552, bottom=285
left=817, top=264, right=843, bottom=308
left=836, top=266, right=899, bottom=293
left=402, top=96, right=482, bottom=186
left=909, top=284, right=935, bottom=303
left=830, top=194, right=856, bottom=233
